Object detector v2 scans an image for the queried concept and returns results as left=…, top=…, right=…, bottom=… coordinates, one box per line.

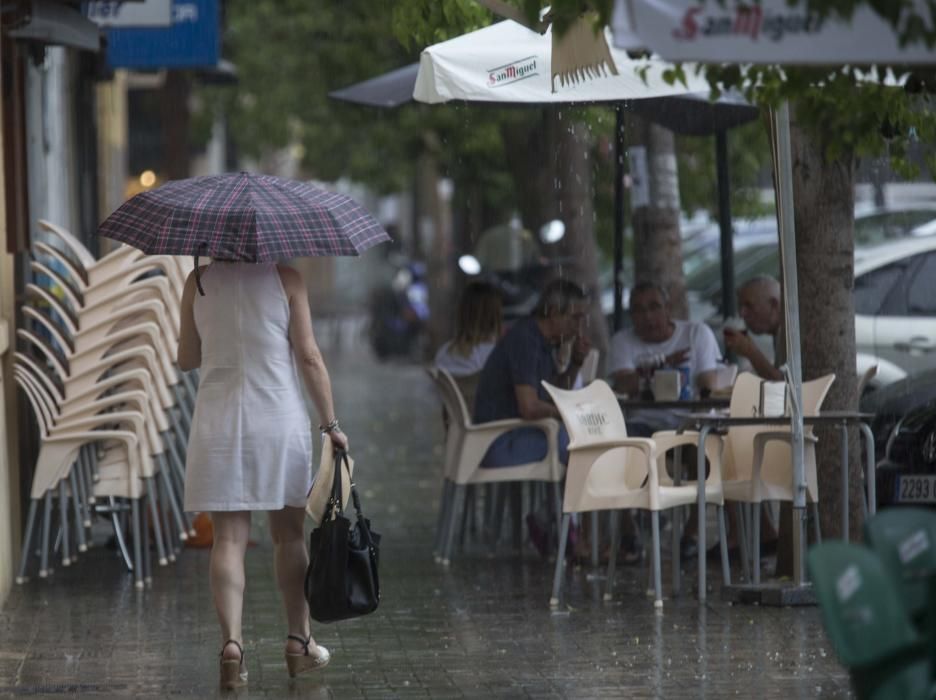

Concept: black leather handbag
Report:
left=304, top=450, right=381, bottom=623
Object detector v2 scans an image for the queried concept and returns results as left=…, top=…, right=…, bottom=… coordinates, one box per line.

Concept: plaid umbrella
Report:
left=98, top=172, right=391, bottom=261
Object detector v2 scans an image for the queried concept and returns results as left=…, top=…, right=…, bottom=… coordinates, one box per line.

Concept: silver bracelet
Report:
left=320, top=418, right=340, bottom=434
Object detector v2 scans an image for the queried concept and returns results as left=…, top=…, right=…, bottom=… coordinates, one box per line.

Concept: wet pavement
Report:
left=0, top=325, right=852, bottom=698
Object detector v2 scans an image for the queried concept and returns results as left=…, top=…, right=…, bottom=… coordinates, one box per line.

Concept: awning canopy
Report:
left=7, top=0, right=101, bottom=52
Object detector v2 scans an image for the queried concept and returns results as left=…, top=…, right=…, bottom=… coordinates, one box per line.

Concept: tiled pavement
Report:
left=0, top=333, right=852, bottom=698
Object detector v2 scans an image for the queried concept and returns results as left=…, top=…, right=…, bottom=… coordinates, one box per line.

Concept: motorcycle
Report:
left=368, top=261, right=429, bottom=360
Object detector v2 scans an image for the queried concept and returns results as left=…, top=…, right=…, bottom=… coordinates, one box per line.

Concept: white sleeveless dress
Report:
left=183, top=263, right=313, bottom=512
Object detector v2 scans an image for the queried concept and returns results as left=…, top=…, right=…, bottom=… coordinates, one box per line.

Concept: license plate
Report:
left=897, top=475, right=936, bottom=503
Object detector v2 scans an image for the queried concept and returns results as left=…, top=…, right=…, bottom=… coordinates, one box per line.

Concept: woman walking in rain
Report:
left=97, top=172, right=389, bottom=690
left=177, top=261, right=347, bottom=689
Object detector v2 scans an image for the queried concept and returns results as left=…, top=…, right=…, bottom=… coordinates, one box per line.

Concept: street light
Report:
left=539, top=219, right=565, bottom=244
left=458, top=254, right=481, bottom=275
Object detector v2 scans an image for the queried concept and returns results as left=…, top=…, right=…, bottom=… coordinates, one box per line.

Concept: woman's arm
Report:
left=279, top=265, right=348, bottom=450
left=177, top=270, right=202, bottom=371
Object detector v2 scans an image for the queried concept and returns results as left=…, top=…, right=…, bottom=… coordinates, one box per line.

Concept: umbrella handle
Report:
left=194, top=242, right=207, bottom=296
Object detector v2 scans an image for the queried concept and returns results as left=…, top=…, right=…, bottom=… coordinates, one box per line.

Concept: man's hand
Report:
left=570, top=334, right=592, bottom=366
left=665, top=347, right=690, bottom=367
left=723, top=328, right=756, bottom=359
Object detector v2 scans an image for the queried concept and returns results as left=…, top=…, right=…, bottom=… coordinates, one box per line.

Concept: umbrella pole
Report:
left=613, top=106, right=626, bottom=332
left=716, top=130, right=736, bottom=321
left=774, top=102, right=808, bottom=587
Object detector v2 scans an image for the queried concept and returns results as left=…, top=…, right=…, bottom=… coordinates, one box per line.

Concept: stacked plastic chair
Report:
left=14, top=219, right=196, bottom=589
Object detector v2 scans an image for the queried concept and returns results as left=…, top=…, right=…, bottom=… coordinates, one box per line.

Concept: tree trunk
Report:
left=419, top=146, right=456, bottom=357
left=501, top=109, right=609, bottom=362
left=629, top=117, right=688, bottom=319
left=772, top=105, right=864, bottom=585
left=789, top=111, right=863, bottom=544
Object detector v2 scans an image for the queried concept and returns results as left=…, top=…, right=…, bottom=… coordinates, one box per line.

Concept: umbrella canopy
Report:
left=98, top=172, right=390, bottom=261
left=414, top=18, right=710, bottom=104
left=328, top=64, right=419, bottom=109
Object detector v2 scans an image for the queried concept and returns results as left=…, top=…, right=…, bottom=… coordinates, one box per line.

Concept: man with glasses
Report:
left=474, top=278, right=590, bottom=468
left=609, top=281, right=720, bottom=435
left=608, top=281, right=721, bottom=561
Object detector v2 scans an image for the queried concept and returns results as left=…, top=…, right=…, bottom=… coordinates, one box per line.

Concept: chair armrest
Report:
left=467, top=417, right=559, bottom=437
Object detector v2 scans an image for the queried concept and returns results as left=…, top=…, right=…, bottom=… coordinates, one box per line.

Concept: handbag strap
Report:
left=334, top=450, right=377, bottom=550
left=323, top=448, right=346, bottom=521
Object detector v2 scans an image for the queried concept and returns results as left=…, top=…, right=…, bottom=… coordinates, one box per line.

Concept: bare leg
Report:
left=210, top=511, right=251, bottom=661
left=268, top=507, right=316, bottom=655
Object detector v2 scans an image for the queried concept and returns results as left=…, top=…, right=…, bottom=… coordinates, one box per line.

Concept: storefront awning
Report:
left=7, top=0, right=101, bottom=52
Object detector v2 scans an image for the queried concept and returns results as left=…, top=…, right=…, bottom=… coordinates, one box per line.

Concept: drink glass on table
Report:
left=635, top=352, right=664, bottom=400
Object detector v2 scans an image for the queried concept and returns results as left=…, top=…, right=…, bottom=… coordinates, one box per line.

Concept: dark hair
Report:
left=629, top=281, right=669, bottom=307
left=533, top=279, right=587, bottom=319
left=451, top=282, right=503, bottom=357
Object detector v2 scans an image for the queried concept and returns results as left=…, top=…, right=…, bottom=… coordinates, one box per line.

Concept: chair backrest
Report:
left=543, top=379, right=649, bottom=494
left=38, top=219, right=96, bottom=269
left=723, top=372, right=763, bottom=480
left=33, top=241, right=88, bottom=289
left=579, top=348, right=600, bottom=385
left=807, top=541, right=921, bottom=670
left=863, top=507, right=936, bottom=625
left=802, top=374, right=836, bottom=418
left=14, top=367, right=54, bottom=437
left=29, top=259, right=84, bottom=310
left=723, top=372, right=835, bottom=484
left=435, top=368, right=472, bottom=429
left=25, top=283, right=78, bottom=336
left=541, top=379, right=628, bottom=449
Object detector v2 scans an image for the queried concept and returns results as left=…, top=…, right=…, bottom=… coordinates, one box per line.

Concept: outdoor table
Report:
left=678, top=410, right=876, bottom=603
left=616, top=396, right=731, bottom=419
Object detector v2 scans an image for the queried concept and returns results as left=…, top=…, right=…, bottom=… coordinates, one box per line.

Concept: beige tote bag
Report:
left=305, top=437, right=354, bottom=526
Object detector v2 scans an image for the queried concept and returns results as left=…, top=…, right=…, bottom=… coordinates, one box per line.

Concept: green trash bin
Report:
left=808, top=541, right=931, bottom=700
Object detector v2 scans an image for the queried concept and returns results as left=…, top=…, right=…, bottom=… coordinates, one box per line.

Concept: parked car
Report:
left=684, top=233, right=936, bottom=389
left=861, top=369, right=936, bottom=508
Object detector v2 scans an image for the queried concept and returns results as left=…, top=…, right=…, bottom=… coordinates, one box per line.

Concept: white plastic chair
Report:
left=430, top=368, right=564, bottom=565
left=724, top=373, right=835, bottom=582
left=542, top=379, right=728, bottom=608
left=579, top=348, right=600, bottom=385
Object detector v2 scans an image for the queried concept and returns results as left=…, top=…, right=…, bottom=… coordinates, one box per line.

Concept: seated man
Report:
left=608, top=281, right=721, bottom=559
left=724, top=274, right=783, bottom=381
left=609, top=281, right=720, bottom=435
left=473, top=279, right=590, bottom=467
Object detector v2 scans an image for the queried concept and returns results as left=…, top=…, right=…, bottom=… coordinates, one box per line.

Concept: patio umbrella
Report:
left=414, top=19, right=710, bottom=104
left=328, top=64, right=419, bottom=109
left=99, top=172, right=391, bottom=293
left=413, top=18, right=757, bottom=327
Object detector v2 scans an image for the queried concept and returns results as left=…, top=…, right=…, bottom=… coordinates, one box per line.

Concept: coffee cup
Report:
left=652, top=369, right=681, bottom=401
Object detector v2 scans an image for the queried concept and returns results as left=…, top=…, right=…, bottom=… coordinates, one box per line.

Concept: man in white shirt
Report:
left=609, top=281, right=721, bottom=435
left=605, top=282, right=722, bottom=561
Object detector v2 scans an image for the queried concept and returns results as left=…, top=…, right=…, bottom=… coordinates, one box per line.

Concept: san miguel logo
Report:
left=487, top=56, right=538, bottom=87
left=672, top=4, right=826, bottom=42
